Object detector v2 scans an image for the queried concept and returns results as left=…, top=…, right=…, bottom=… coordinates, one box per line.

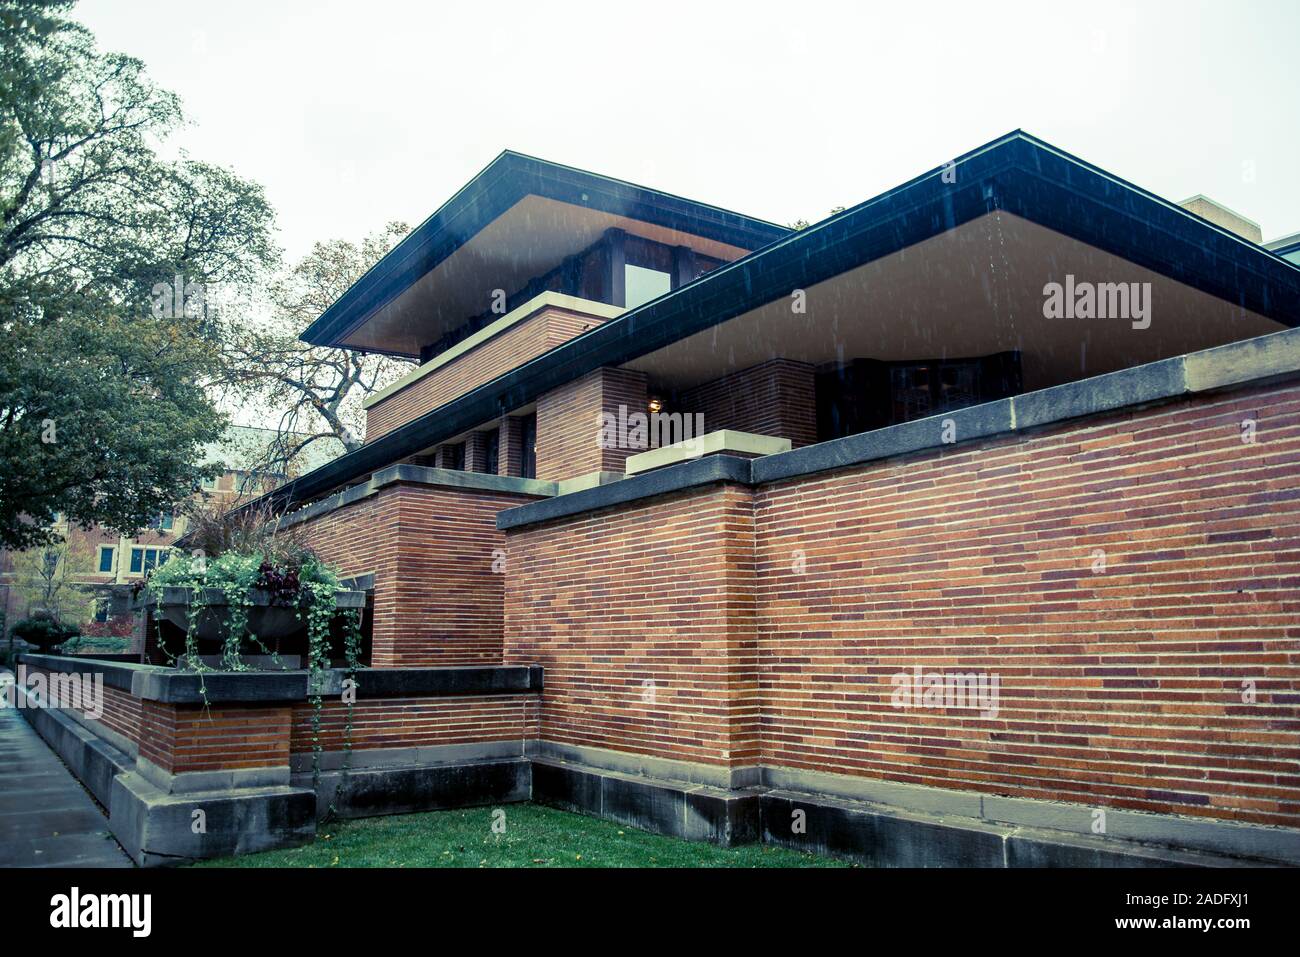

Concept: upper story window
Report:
left=624, top=264, right=672, bottom=309
left=97, top=546, right=116, bottom=574
left=200, top=475, right=219, bottom=492
left=148, top=512, right=175, bottom=531
left=129, top=546, right=170, bottom=576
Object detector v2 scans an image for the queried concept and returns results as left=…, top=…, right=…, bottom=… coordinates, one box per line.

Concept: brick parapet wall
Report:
left=504, top=378, right=1300, bottom=828
left=290, top=479, right=544, bottom=667
left=16, top=660, right=539, bottom=776
left=503, top=482, right=760, bottom=768
left=365, top=304, right=610, bottom=442
left=290, top=694, right=537, bottom=755
left=139, top=701, right=293, bottom=773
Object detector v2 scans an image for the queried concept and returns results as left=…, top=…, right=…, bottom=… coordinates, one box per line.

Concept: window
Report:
left=444, top=443, right=464, bottom=471
left=129, top=546, right=169, bottom=576
left=93, top=598, right=111, bottom=623
left=520, top=414, right=537, bottom=480
left=624, top=264, right=672, bottom=309
left=200, top=475, right=218, bottom=491
left=148, top=512, right=175, bottom=531
left=484, top=429, right=500, bottom=475
left=97, top=546, right=115, bottom=574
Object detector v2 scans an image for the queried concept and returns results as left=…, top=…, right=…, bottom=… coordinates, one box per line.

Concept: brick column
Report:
left=464, top=432, right=489, bottom=473
left=535, top=367, right=649, bottom=482
left=498, top=417, right=524, bottom=478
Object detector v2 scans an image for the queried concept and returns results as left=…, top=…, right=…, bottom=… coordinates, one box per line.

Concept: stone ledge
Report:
left=16, top=654, right=543, bottom=704
left=625, top=430, right=791, bottom=476
left=109, top=771, right=316, bottom=867
left=279, top=462, right=555, bottom=529
left=498, top=453, right=753, bottom=530
left=310, top=758, right=531, bottom=821
left=531, top=758, right=760, bottom=846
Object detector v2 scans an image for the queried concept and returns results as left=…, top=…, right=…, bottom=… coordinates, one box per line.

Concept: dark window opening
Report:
left=816, top=352, right=1022, bottom=441
left=484, top=429, right=500, bottom=475
left=520, top=414, right=537, bottom=479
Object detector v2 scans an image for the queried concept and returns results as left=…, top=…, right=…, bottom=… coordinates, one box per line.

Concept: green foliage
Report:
left=192, top=803, right=851, bottom=869
left=10, top=615, right=77, bottom=649
left=143, top=545, right=362, bottom=796
left=59, top=634, right=129, bottom=654
left=0, top=0, right=278, bottom=550
left=0, top=286, right=228, bottom=550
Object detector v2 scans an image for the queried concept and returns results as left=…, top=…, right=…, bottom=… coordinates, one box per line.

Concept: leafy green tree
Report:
left=0, top=0, right=277, bottom=550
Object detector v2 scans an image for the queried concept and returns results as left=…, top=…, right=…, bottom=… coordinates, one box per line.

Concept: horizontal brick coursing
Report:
left=20, top=669, right=143, bottom=752
left=505, top=379, right=1300, bottom=827
left=293, top=481, right=543, bottom=667
left=754, top=379, right=1300, bottom=827
left=289, top=694, right=537, bottom=754
left=503, top=484, right=759, bottom=768
left=366, top=306, right=608, bottom=442
left=679, top=359, right=818, bottom=447
left=535, top=366, right=648, bottom=482
left=138, top=702, right=292, bottom=773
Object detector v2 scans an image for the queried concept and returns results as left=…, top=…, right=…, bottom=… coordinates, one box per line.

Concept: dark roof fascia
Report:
left=991, top=136, right=1300, bottom=321
left=250, top=131, right=1300, bottom=514
left=300, top=151, right=791, bottom=350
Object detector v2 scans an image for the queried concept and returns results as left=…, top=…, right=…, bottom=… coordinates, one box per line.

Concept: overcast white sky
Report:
left=79, top=0, right=1299, bottom=262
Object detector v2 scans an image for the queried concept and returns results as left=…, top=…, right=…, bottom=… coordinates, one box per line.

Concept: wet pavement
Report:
left=0, top=676, right=131, bottom=868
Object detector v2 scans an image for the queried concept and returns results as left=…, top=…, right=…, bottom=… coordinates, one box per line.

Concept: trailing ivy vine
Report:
left=138, top=550, right=362, bottom=806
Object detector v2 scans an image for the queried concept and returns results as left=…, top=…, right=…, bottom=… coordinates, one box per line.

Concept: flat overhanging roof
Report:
left=301, top=151, right=791, bottom=356
left=253, top=130, right=1300, bottom=513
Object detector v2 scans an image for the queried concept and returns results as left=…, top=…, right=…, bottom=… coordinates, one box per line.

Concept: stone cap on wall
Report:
left=278, top=462, right=557, bottom=530
left=15, top=653, right=543, bottom=705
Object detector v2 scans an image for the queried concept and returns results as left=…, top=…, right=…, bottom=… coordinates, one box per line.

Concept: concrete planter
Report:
left=132, top=587, right=366, bottom=663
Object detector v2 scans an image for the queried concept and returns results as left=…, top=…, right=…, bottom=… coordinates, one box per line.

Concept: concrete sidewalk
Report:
left=0, top=676, right=131, bottom=868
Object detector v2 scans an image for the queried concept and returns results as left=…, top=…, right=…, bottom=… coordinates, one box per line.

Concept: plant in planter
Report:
left=135, top=546, right=366, bottom=791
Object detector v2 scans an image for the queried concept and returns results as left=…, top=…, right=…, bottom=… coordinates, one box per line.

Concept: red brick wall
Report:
left=503, top=484, right=758, bottom=769
left=19, top=668, right=143, bottom=750
left=293, top=480, right=542, bottom=666
left=754, top=379, right=1300, bottom=828
left=93, top=684, right=143, bottom=748
left=679, top=359, right=818, bottom=447
left=138, top=702, right=292, bottom=773
left=505, top=379, right=1300, bottom=827
left=535, top=367, right=648, bottom=481
left=291, top=694, right=537, bottom=754
left=366, top=305, right=609, bottom=442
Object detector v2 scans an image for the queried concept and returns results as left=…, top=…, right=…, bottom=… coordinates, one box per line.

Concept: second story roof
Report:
left=299, top=150, right=790, bottom=357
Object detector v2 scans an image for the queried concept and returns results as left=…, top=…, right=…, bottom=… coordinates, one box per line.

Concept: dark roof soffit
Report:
left=299, top=150, right=791, bottom=348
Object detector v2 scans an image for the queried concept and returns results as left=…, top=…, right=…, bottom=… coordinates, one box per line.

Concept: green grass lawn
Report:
left=194, top=802, right=850, bottom=868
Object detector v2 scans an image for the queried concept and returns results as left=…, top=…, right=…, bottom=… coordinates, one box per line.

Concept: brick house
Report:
left=20, top=131, right=1300, bottom=866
